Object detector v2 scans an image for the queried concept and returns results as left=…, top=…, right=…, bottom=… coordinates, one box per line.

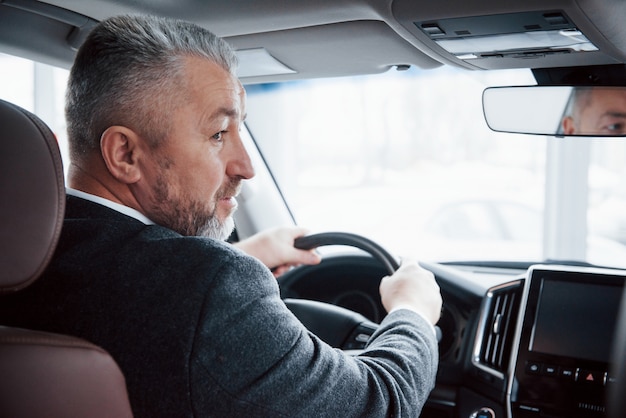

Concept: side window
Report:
left=0, top=53, right=70, bottom=173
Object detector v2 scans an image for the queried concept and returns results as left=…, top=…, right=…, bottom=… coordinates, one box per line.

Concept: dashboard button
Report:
left=606, top=372, right=618, bottom=385
left=541, top=364, right=558, bottom=376
left=559, top=367, right=576, bottom=380
left=526, top=361, right=541, bottom=375
left=577, top=369, right=606, bottom=386
left=470, top=407, right=496, bottom=418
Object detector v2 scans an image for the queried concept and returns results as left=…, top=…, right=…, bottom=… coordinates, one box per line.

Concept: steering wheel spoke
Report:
left=281, top=232, right=399, bottom=349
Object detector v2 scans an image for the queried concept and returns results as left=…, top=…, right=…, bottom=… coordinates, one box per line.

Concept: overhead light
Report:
left=235, top=48, right=296, bottom=77
left=435, top=29, right=598, bottom=60
left=415, top=11, right=599, bottom=61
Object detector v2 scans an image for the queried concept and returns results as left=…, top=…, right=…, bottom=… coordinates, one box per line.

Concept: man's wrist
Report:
left=388, top=306, right=438, bottom=338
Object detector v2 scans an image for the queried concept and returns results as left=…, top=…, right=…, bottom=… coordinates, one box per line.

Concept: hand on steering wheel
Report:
left=281, top=232, right=401, bottom=350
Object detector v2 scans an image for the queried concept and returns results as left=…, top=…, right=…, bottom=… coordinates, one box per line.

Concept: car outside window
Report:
left=245, top=66, right=626, bottom=268
left=0, top=53, right=70, bottom=171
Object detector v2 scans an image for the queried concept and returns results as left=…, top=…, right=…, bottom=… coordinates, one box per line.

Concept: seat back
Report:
left=0, top=98, right=133, bottom=417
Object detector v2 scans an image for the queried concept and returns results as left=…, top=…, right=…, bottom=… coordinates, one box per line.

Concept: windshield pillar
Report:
left=543, top=138, right=590, bottom=261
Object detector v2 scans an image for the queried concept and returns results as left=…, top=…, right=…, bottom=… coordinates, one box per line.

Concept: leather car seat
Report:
left=0, top=98, right=133, bottom=417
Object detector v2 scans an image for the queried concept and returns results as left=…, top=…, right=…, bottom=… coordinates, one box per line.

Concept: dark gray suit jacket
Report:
left=0, top=196, right=438, bottom=417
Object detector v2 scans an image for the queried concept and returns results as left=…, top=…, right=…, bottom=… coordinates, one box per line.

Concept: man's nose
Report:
left=226, top=133, right=255, bottom=180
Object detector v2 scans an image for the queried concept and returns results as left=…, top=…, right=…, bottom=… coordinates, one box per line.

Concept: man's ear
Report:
left=100, top=126, right=142, bottom=184
left=562, top=116, right=576, bottom=135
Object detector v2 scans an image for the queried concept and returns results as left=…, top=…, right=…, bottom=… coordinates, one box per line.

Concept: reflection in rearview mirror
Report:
left=483, top=86, right=626, bottom=137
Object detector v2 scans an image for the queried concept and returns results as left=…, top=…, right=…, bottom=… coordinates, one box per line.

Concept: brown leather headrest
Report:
left=0, top=99, right=65, bottom=292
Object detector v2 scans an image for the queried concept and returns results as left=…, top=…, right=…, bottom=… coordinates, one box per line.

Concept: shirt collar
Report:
left=66, top=188, right=155, bottom=225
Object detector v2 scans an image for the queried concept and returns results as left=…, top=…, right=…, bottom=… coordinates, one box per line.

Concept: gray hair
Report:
left=569, top=87, right=593, bottom=119
left=66, top=14, right=238, bottom=160
left=558, top=87, right=593, bottom=134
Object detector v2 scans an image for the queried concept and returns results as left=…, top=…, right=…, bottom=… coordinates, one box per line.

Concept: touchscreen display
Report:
left=530, top=279, right=622, bottom=362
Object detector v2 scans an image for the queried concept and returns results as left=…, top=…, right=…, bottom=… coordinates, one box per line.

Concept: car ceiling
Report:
left=2, top=0, right=626, bottom=84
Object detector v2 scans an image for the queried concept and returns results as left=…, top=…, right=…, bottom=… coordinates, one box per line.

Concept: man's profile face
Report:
left=134, top=56, right=255, bottom=238
left=563, top=87, right=626, bottom=135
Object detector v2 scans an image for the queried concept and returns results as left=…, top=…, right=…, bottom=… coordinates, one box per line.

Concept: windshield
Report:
left=245, top=66, right=626, bottom=268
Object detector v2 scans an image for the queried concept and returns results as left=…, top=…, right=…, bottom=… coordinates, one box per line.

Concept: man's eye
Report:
left=606, top=123, right=624, bottom=133
left=212, top=131, right=224, bottom=141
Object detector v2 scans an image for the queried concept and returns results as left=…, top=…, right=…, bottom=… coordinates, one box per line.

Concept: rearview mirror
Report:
left=483, top=86, right=626, bottom=137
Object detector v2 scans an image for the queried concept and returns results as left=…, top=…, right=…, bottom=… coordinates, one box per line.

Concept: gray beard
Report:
left=151, top=160, right=240, bottom=241
left=149, top=173, right=237, bottom=240
left=149, top=157, right=240, bottom=240
left=196, top=213, right=235, bottom=241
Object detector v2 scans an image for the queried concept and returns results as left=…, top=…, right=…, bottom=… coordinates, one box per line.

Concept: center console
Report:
left=508, top=265, right=625, bottom=418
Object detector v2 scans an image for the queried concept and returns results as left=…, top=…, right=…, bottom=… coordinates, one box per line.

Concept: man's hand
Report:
left=379, top=259, right=442, bottom=325
left=234, top=227, right=321, bottom=277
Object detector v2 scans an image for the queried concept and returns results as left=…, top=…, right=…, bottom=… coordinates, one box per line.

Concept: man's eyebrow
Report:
left=204, top=107, right=246, bottom=124
left=211, top=107, right=239, bottom=119
left=605, top=111, right=626, bottom=118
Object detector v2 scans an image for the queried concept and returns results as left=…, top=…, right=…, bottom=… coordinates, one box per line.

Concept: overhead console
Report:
left=508, top=265, right=626, bottom=417
left=390, top=0, right=626, bottom=70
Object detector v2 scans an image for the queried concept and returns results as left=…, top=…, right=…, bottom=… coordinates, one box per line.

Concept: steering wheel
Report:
left=279, top=232, right=400, bottom=350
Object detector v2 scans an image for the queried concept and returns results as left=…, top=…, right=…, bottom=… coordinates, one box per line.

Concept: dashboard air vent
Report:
left=474, top=281, right=522, bottom=377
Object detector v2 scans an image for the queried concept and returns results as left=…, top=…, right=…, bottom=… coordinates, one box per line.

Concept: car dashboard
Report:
left=279, top=254, right=626, bottom=418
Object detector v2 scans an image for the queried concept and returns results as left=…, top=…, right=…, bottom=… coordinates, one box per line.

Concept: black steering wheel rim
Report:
left=294, top=231, right=400, bottom=275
